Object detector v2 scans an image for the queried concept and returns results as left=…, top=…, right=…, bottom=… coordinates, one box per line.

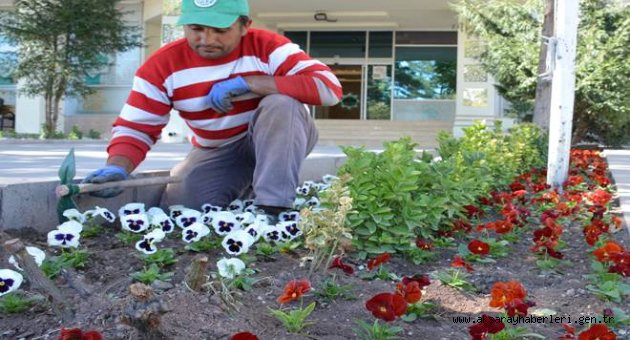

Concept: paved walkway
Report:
left=604, top=150, right=630, bottom=235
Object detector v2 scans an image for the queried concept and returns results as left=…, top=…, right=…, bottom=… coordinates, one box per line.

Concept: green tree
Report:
left=453, top=0, right=630, bottom=146
left=0, top=0, right=142, bottom=137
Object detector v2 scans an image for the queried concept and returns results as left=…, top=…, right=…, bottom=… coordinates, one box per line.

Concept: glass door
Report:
left=314, top=65, right=363, bottom=119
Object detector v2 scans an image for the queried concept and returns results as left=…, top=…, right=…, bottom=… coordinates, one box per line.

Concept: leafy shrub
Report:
left=67, top=125, right=83, bottom=140
left=339, top=138, right=424, bottom=256
left=87, top=128, right=101, bottom=139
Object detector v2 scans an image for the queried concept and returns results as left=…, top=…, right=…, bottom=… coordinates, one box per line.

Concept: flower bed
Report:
left=1, top=124, right=629, bottom=339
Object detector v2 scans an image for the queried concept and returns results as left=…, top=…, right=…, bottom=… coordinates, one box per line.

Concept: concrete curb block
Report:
left=0, top=155, right=346, bottom=233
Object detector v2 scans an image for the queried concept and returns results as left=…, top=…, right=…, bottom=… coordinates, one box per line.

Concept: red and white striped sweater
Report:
left=108, top=28, right=342, bottom=167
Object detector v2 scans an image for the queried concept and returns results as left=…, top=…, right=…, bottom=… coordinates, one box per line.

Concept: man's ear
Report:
left=241, top=19, right=252, bottom=36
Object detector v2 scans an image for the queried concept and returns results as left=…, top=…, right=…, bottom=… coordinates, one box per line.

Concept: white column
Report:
left=546, top=0, right=580, bottom=190
left=15, top=79, right=45, bottom=134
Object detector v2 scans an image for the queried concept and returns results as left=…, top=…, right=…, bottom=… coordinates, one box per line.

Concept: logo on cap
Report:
left=194, top=0, right=217, bottom=8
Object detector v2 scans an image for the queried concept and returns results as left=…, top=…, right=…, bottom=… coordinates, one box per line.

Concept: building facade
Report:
left=0, top=0, right=512, bottom=146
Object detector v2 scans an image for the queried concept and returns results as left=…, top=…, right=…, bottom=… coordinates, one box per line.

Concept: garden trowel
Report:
left=55, top=148, right=181, bottom=223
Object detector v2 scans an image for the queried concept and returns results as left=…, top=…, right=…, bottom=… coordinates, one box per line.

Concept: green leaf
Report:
left=58, top=148, right=76, bottom=184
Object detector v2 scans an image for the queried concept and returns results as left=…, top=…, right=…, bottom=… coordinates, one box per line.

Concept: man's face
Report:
left=184, top=19, right=251, bottom=59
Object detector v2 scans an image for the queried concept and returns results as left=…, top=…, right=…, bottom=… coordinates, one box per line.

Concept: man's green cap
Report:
left=177, top=0, right=249, bottom=28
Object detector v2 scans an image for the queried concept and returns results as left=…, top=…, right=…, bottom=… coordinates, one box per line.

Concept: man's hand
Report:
left=82, top=165, right=129, bottom=198
left=208, top=76, right=250, bottom=113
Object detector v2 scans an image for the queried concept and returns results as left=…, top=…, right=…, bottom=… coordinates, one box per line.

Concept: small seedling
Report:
left=315, top=276, right=356, bottom=302
left=433, top=269, right=477, bottom=292
left=81, top=224, right=104, bottom=238
left=60, top=249, right=89, bottom=269
left=401, top=301, right=437, bottom=322
left=116, top=231, right=142, bottom=245
left=354, top=319, right=403, bottom=340
left=268, top=302, right=316, bottom=334
left=255, top=242, right=277, bottom=260
left=41, top=258, right=64, bottom=279
left=185, top=239, right=221, bottom=252
left=0, top=293, right=35, bottom=313
left=404, top=248, right=436, bottom=265
left=130, top=263, right=174, bottom=284
left=140, top=248, right=178, bottom=268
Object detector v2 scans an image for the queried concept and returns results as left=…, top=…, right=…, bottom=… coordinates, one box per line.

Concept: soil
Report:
left=1, top=213, right=629, bottom=340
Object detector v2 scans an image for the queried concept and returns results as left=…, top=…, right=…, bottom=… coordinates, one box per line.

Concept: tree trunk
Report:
left=44, top=95, right=55, bottom=136
left=532, top=0, right=555, bottom=130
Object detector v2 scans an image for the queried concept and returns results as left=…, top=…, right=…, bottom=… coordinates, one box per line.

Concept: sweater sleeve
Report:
left=265, top=35, right=342, bottom=106
left=107, top=65, right=172, bottom=168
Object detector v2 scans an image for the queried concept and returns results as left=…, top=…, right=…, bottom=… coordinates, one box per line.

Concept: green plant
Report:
left=433, top=269, right=477, bottom=292
left=0, top=293, right=35, bottom=313
left=401, top=302, right=437, bottom=322
left=87, top=128, right=101, bottom=139
left=67, top=124, right=83, bottom=140
left=300, top=175, right=354, bottom=274
left=140, top=248, right=178, bottom=268
left=116, top=231, right=142, bottom=245
left=41, top=258, right=64, bottom=279
left=404, top=248, right=436, bottom=265
left=360, top=265, right=399, bottom=282
left=81, top=224, right=104, bottom=238
left=255, top=242, right=277, bottom=260
left=268, top=301, right=316, bottom=334
left=491, top=326, right=545, bottom=340
left=586, top=261, right=630, bottom=303
left=354, top=320, right=403, bottom=340
left=185, top=238, right=221, bottom=252
left=130, top=263, right=174, bottom=284
left=59, top=249, right=89, bottom=269
left=339, top=138, right=423, bottom=256
left=315, top=276, right=356, bottom=302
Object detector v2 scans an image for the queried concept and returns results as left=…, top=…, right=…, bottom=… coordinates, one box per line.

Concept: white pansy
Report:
left=244, top=204, right=258, bottom=214
left=201, top=203, right=222, bottom=214
left=150, top=213, right=175, bottom=233
left=93, top=206, right=116, bottom=223
left=262, top=226, right=282, bottom=243
left=227, top=199, right=244, bottom=213
left=216, top=258, right=245, bottom=279
left=168, top=204, right=187, bottom=220
left=182, top=222, right=211, bottom=243
left=211, top=211, right=241, bottom=236
left=304, top=196, right=320, bottom=208
left=322, top=174, right=338, bottom=184
left=235, top=212, right=256, bottom=226
left=222, top=230, right=254, bottom=255
left=201, top=211, right=217, bottom=226
left=63, top=209, right=86, bottom=223
left=145, top=228, right=166, bottom=243
left=293, top=197, right=306, bottom=210
left=9, top=246, right=46, bottom=271
left=120, top=213, right=150, bottom=233
left=0, top=269, right=23, bottom=297
left=279, top=211, right=300, bottom=222
left=279, top=220, right=302, bottom=239
left=175, top=209, right=202, bottom=229
left=135, top=229, right=166, bottom=254
left=47, top=228, right=81, bottom=248
left=118, top=203, right=146, bottom=217
left=242, top=199, right=255, bottom=208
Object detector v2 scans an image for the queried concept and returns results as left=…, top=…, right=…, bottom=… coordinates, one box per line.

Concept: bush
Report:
left=67, top=125, right=83, bottom=140
left=87, top=129, right=101, bottom=139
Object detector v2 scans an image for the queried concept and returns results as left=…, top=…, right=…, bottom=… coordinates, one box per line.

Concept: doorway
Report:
left=314, top=65, right=363, bottom=119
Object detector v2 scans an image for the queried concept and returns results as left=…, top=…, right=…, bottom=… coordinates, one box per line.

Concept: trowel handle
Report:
left=55, top=176, right=182, bottom=197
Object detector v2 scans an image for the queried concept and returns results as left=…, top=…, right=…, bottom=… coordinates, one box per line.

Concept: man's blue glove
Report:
left=208, top=76, right=250, bottom=113
left=82, top=165, right=129, bottom=198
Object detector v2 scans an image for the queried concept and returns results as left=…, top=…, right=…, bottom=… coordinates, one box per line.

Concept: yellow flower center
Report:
left=291, top=292, right=297, bottom=298
left=478, top=247, right=483, bottom=251
left=379, top=306, right=387, bottom=313
left=0, top=282, right=4, bottom=287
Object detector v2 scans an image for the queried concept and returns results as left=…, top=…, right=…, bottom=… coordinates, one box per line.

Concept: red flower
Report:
left=365, top=292, right=407, bottom=322
left=451, top=256, right=474, bottom=272
left=415, top=238, right=433, bottom=250
left=493, top=220, right=514, bottom=234
left=401, top=274, right=431, bottom=289
left=589, top=189, right=613, bottom=206
left=367, top=253, right=391, bottom=270
left=577, top=324, right=616, bottom=340
left=231, top=332, right=259, bottom=340
left=558, top=323, right=576, bottom=340
left=592, top=241, right=626, bottom=263
left=608, top=252, right=630, bottom=277
left=489, top=280, right=527, bottom=308
left=468, top=239, right=490, bottom=256
left=468, top=314, right=505, bottom=340
left=57, top=328, right=103, bottom=340
left=329, top=256, right=354, bottom=275
left=277, top=279, right=311, bottom=304
left=505, top=298, right=533, bottom=317
left=395, top=281, right=422, bottom=304
left=453, top=219, right=473, bottom=233
left=464, top=205, right=485, bottom=218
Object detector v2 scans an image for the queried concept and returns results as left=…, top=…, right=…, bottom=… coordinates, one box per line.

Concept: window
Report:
left=394, top=47, right=457, bottom=100
left=283, top=31, right=307, bottom=51
left=309, top=31, right=366, bottom=58
left=368, top=31, right=393, bottom=58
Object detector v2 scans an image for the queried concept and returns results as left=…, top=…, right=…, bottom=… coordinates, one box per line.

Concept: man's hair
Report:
left=238, top=15, right=250, bottom=27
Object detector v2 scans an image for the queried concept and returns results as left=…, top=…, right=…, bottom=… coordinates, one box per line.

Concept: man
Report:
left=84, top=0, right=342, bottom=217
